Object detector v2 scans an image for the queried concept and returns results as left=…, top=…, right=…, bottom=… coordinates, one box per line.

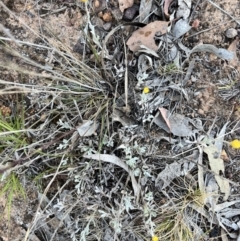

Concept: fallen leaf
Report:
left=153, top=107, right=195, bottom=137
left=164, top=0, right=174, bottom=16
left=83, top=153, right=140, bottom=199
left=190, top=44, right=234, bottom=60
left=228, top=38, right=240, bottom=71
left=155, top=151, right=198, bottom=190
left=77, top=120, right=98, bottom=136
left=159, top=107, right=171, bottom=132
left=119, top=0, right=134, bottom=12
left=205, top=175, right=219, bottom=207
left=215, top=122, right=229, bottom=156
left=202, top=137, right=230, bottom=201
left=176, top=0, right=191, bottom=19
left=139, top=0, right=153, bottom=23
left=127, top=21, right=169, bottom=52
left=172, top=19, right=191, bottom=38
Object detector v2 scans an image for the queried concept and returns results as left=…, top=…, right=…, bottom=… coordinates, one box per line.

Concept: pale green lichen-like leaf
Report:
left=123, top=195, right=135, bottom=213
left=58, top=119, right=72, bottom=129
left=126, top=157, right=138, bottom=169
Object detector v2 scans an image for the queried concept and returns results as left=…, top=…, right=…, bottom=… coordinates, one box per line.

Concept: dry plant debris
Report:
left=0, top=0, right=240, bottom=240
left=163, top=0, right=174, bottom=17
left=126, top=21, right=169, bottom=52
left=118, top=0, right=134, bottom=12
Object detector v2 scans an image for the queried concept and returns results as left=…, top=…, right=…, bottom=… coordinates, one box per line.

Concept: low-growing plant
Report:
left=0, top=111, right=27, bottom=152
left=154, top=188, right=207, bottom=241
left=0, top=173, right=26, bottom=219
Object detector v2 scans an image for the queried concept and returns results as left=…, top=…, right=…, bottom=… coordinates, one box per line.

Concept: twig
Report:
left=207, top=0, right=240, bottom=25
left=0, top=37, right=52, bottom=50
left=40, top=6, right=67, bottom=17
left=187, top=19, right=237, bottom=38
left=123, top=36, right=129, bottom=110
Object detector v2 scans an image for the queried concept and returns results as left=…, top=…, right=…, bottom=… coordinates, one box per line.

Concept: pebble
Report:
left=225, top=28, right=238, bottom=38
left=103, top=22, right=112, bottom=31
left=91, top=16, right=104, bottom=28
left=73, top=39, right=91, bottom=55
left=198, top=109, right=204, bottom=115
left=122, top=4, right=139, bottom=21
left=111, top=8, right=123, bottom=21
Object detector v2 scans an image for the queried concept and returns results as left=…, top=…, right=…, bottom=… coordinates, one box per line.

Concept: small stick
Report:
left=123, top=36, right=129, bottom=110
left=208, top=0, right=240, bottom=25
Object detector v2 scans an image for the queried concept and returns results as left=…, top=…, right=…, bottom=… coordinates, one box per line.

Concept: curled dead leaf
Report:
left=159, top=107, right=171, bottom=132
left=126, top=21, right=169, bottom=52
left=119, top=0, right=134, bottom=12
left=228, top=38, right=240, bottom=71
left=164, top=0, right=174, bottom=16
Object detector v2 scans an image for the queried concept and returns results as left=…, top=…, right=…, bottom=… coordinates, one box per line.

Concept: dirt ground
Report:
left=0, top=0, right=240, bottom=240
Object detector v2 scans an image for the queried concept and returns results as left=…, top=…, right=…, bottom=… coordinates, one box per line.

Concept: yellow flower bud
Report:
left=152, top=235, right=159, bottom=241
left=143, top=87, right=150, bottom=94
left=230, top=139, right=240, bottom=149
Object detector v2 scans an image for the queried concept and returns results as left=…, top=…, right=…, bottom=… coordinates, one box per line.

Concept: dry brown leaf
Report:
left=159, top=107, right=171, bottom=132
left=126, top=21, right=169, bottom=52
left=228, top=38, right=240, bottom=71
left=119, top=0, right=134, bottom=12
left=164, top=0, right=174, bottom=16
left=220, top=150, right=230, bottom=162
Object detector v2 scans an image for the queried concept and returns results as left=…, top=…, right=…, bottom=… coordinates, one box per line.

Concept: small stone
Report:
left=111, top=8, right=123, bottom=21
left=103, top=22, right=112, bottom=31
left=91, top=16, right=104, bottom=28
left=98, top=11, right=103, bottom=18
left=93, top=0, right=107, bottom=11
left=73, top=39, right=91, bottom=55
left=198, top=109, right=204, bottom=115
left=122, top=4, right=139, bottom=21
left=94, top=0, right=100, bottom=8
left=225, top=28, right=237, bottom=38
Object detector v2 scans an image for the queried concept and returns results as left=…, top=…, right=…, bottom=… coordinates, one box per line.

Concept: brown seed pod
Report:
left=102, top=12, right=112, bottom=22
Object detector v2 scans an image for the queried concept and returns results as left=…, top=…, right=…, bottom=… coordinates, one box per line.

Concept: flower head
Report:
left=230, top=139, right=240, bottom=149
left=143, top=87, right=150, bottom=94
left=152, top=235, right=159, bottom=241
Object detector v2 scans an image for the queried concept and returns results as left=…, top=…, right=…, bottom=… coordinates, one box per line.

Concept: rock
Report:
left=103, top=22, right=112, bottom=31
left=91, top=16, right=104, bottom=28
left=225, top=28, right=237, bottom=38
left=122, top=4, right=139, bottom=21
left=73, top=39, right=91, bottom=55
left=111, top=8, right=123, bottom=21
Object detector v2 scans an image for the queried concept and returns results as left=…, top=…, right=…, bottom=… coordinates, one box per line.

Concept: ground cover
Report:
left=0, top=0, right=240, bottom=240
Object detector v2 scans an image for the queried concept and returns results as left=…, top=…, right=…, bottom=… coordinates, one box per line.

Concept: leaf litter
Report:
left=0, top=0, right=240, bottom=240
